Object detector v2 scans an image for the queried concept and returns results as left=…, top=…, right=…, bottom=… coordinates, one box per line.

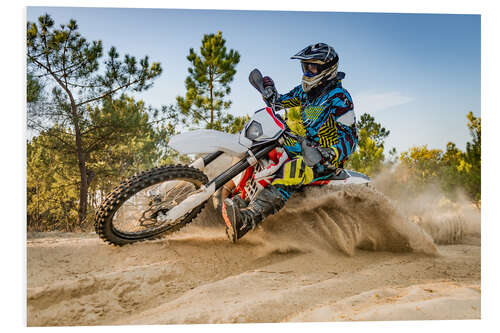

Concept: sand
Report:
left=27, top=183, right=481, bottom=326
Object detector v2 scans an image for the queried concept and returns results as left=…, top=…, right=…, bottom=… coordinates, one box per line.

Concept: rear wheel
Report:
left=94, top=165, right=209, bottom=246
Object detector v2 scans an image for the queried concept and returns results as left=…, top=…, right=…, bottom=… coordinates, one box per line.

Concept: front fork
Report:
left=189, top=151, right=224, bottom=170
left=179, top=144, right=277, bottom=218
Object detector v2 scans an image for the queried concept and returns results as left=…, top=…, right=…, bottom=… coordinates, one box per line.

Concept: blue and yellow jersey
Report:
left=278, top=80, right=358, bottom=168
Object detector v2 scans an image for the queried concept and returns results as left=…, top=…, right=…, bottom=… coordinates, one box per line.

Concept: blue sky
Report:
left=27, top=7, right=480, bottom=154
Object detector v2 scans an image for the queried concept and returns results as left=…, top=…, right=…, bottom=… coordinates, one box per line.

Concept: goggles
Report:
left=300, top=62, right=328, bottom=78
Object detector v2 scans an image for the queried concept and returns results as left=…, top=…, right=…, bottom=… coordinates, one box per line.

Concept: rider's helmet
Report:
left=291, top=43, right=339, bottom=93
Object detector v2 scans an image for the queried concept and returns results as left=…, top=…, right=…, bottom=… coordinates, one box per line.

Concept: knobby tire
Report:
left=94, top=165, right=209, bottom=246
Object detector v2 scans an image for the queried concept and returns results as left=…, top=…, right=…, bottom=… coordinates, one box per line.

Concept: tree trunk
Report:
left=76, top=129, right=88, bottom=227
left=70, top=102, right=88, bottom=227
left=209, top=68, right=214, bottom=128
left=46, top=66, right=91, bottom=228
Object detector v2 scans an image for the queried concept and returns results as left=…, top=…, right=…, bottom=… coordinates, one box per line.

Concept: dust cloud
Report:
left=198, top=155, right=480, bottom=256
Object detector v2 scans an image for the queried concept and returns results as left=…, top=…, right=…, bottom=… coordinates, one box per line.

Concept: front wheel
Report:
left=94, top=165, right=209, bottom=246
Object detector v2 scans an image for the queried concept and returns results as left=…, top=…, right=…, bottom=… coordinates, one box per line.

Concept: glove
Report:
left=262, top=76, right=278, bottom=104
left=263, top=76, right=274, bottom=87
left=317, top=147, right=337, bottom=165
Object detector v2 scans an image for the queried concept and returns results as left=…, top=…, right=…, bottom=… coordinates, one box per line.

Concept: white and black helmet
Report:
left=291, top=43, right=339, bottom=93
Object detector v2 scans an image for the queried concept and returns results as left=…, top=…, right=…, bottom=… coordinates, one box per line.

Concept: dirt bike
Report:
left=95, top=69, right=371, bottom=246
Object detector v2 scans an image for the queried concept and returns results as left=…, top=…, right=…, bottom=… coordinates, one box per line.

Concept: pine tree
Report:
left=27, top=95, right=174, bottom=231
left=27, top=72, right=42, bottom=103
left=27, top=14, right=162, bottom=226
left=345, top=113, right=390, bottom=175
left=176, top=31, right=243, bottom=131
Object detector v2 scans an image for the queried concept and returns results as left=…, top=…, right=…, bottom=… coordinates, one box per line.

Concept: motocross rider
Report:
left=223, top=43, right=358, bottom=242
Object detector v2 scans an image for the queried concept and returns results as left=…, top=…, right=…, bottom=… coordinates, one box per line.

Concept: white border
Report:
left=4, top=1, right=498, bottom=332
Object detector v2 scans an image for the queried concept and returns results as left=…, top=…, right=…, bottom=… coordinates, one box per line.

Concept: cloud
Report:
left=354, top=91, right=413, bottom=113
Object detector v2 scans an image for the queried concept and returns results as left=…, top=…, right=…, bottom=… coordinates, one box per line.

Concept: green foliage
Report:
left=222, top=114, right=250, bottom=134
left=347, top=135, right=385, bottom=176
left=27, top=72, right=42, bottom=103
left=27, top=95, right=174, bottom=231
left=345, top=113, right=390, bottom=175
left=85, top=96, right=169, bottom=192
left=27, top=14, right=162, bottom=102
left=27, top=14, right=163, bottom=224
left=394, top=112, right=481, bottom=202
left=460, top=112, right=481, bottom=201
left=27, top=129, right=80, bottom=231
left=399, top=145, right=443, bottom=191
left=438, top=142, right=464, bottom=199
left=357, top=113, right=390, bottom=148
left=176, top=31, right=242, bottom=132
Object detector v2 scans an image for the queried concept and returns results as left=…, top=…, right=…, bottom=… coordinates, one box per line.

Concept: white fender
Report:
left=169, top=129, right=247, bottom=157
left=325, top=170, right=371, bottom=186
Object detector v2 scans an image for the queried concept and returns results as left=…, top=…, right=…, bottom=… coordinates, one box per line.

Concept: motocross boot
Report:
left=232, top=195, right=248, bottom=209
left=213, top=187, right=247, bottom=216
left=222, top=185, right=285, bottom=242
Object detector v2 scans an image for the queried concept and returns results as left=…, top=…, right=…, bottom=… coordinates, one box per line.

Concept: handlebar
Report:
left=249, top=68, right=280, bottom=113
left=248, top=68, right=322, bottom=167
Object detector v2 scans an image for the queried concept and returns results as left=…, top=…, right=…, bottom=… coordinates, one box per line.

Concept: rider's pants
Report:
left=271, top=156, right=315, bottom=201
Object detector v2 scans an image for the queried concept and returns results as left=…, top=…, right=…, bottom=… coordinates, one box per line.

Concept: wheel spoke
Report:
left=111, top=180, right=198, bottom=234
left=95, top=165, right=208, bottom=245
